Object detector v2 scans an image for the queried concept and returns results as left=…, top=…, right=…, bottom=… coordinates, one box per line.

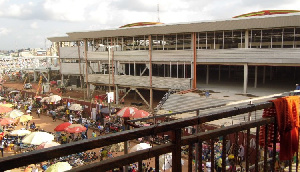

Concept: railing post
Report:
left=222, top=135, right=226, bottom=172
left=172, top=129, right=182, bottom=172
left=255, top=126, right=260, bottom=172
left=272, top=119, right=278, bottom=172
left=245, top=129, right=250, bottom=172
left=198, top=141, right=203, bottom=172
left=264, top=124, right=269, bottom=172
left=188, top=143, right=193, bottom=172
left=210, top=139, right=215, bottom=172
left=155, top=155, right=159, bottom=172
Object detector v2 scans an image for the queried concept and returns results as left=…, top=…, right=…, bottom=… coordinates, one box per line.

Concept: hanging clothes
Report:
left=272, top=96, right=299, bottom=161
left=260, top=96, right=299, bottom=161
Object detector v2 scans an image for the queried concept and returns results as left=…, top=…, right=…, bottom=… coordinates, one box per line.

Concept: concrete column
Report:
left=61, top=75, right=64, bottom=86
left=33, top=71, right=37, bottom=82
left=134, top=61, right=136, bottom=76
left=245, top=30, right=249, bottom=48
left=263, top=66, right=266, bottom=84
left=254, top=66, right=258, bottom=88
left=84, top=39, right=90, bottom=99
left=218, top=65, right=221, bottom=81
left=206, top=65, right=209, bottom=85
left=228, top=66, right=231, bottom=79
left=116, top=85, right=119, bottom=105
left=243, top=64, right=248, bottom=94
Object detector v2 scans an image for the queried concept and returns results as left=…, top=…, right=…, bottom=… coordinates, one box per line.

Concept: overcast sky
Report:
left=0, top=0, right=300, bottom=51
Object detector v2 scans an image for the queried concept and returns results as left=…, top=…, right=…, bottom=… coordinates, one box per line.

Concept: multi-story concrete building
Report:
left=48, top=12, right=300, bottom=109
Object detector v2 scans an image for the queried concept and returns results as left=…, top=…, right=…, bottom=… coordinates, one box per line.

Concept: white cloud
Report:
left=43, top=0, right=97, bottom=22
left=0, top=27, right=11, bottom=36
left=30, top=22, right=39, bottom=29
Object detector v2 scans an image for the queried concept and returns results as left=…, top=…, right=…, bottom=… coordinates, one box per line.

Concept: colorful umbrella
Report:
left=0, top=103, right=14, bottom=108
left=54, top=122, right=71, bottom=132
left=18, top=115, right=33, bottom=123
left=9, top=129, right=31, bottom=136
left=0, top=118, right=16, bottom=125
left=64, top=126, right=87, bottom=133
left=0, top=106, right=13, bottom=113
left=132, top=110, right=150, bottom=119
left=49, top=95, right=62, bottom=103
left=116, top=107, right=139, bottom=118
left=36, top=141, right=61, bottom=150
left=5, top=110, right=24, bottom=119
left=45, top=162, right=72, bottom=172
left=68, top=104, right=82, bottom=111
left=22, top=132, right=54, bottom=145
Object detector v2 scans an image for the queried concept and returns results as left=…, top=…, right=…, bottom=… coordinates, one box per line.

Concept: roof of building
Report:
left=48, top=12, right=300, bottom=42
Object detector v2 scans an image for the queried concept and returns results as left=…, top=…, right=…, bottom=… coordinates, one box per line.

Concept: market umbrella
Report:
left=132, top=110, right=150, bottom=119
left=18, top=115, right=33, bottom=123
left=36, top=141, right=61, bottom=150
left=159, top=153, right=184, bottom=170
left=49, top=95, right=62, bottom=103
left=9, top=129, right=31, bottom=136
left=22, top=132, right=54, bottom=145
left=54, top=122, right=72, bottom=132
left=45, top=162, right=72, bottom=172
left=40, top=97, right=50, bottom=103
left=68, top=104, right=82, bottom=111
left=130, top=143, right=151, bottom=152
left=64, top=126, right=87, bottom=133
left=0, top=106, right=13, bottom=113
left=5, top=110, right=24, bottom=119
left=0, top=103, right=14, bottom=108
left=0, top=117, right=16, bottom=125
left=116, top=107, right=139, bottom=118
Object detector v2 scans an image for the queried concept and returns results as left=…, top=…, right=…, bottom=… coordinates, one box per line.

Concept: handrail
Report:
left=0, top=98, right=277, bottom=171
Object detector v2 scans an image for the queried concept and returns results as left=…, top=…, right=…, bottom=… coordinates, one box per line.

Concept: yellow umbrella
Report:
left=0, top=103, right=14, bottom=108
left=45, top=162, right=72, bottom=172
left=5, top=110, right=24, bottom=119
left=18, top=115, right=33, bottom=123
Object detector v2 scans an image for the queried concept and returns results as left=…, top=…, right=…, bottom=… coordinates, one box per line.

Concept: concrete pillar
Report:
left=263, top=66, right=266, bottom=84
left=84, top=39, right=90, bottom=99
left=134, top=61, right=136, bottom=76
left=243, top=64, right=248, bottom=94
left=33, top=71, right=37, bottom=82
left=254, top=66, right=258, bottom=88
left=61, top=75, right=64, bottom=86
left=116, top=85, right=119, bottom=105
left=218, top=65, right=221, bottom=81
left=206, top=65, right=209, bottom=85
left=245, top=30, right=249, bottom=48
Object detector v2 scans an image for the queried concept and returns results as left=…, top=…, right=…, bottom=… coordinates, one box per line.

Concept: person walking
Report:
left=37, top=108, right=41, bottom=118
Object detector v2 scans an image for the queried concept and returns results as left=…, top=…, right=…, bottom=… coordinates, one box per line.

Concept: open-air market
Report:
left=1, top=5, right=300, bottom=172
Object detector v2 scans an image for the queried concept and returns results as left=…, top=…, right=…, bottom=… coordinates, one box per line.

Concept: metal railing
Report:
left=0, top=96, right=297, bottom=172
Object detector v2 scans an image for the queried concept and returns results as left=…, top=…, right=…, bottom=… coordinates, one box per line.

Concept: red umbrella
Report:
left=64, top=126, right=87, bottom=133
left=54, top=122, right=72, bottom=132
left=116, top=107, right=139, bottom=118
left=0, top=118, right=16, bottom=125
left=132, top=110, right=150, bottom=119
left=0, top=106, right=12, bottom=113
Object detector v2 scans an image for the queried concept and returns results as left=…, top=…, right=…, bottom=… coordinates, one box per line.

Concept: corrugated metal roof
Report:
left=65, top=13, right=300, bottom=40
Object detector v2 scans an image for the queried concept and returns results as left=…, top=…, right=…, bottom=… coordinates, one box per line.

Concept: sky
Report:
left=0, top=0, right=300, bottom=51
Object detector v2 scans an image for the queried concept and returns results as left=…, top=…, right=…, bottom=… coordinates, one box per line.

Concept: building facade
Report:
left=48, top=13, right=300, bottom=109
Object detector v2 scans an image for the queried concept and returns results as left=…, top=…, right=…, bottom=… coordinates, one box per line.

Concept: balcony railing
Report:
left=0, top=93, right=298, bottom=172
